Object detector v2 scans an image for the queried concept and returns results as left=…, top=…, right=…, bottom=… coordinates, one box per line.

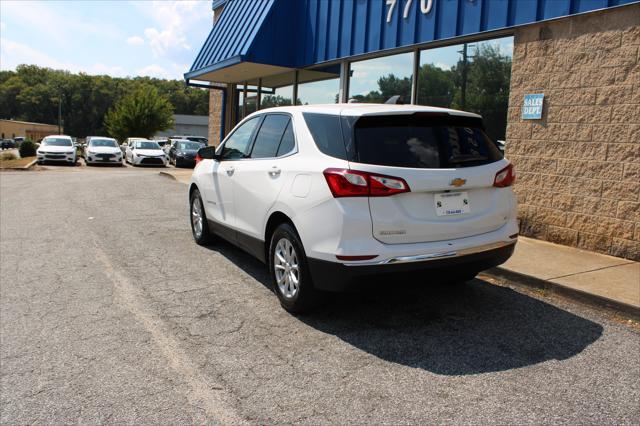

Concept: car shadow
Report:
left=204, top=240, right=604, bottom=376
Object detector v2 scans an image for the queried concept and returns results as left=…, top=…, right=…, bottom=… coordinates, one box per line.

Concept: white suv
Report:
left=189, top=104, right=518, bottom=312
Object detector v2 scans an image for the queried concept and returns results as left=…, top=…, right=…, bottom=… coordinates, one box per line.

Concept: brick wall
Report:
left=208, top=90, right=223, bottom=146
left=506, top=4, right=639, bottom=261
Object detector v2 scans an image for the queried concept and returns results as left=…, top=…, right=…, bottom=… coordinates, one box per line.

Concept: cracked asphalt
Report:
left=1, top=167, right=639, bottom=424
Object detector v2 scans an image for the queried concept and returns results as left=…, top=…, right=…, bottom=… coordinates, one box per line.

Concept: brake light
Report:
left=323, top=168, right=410, bottom=197
left=195, top=153, right=202, bottom=165
left=493, top=164, right=516, bottom=187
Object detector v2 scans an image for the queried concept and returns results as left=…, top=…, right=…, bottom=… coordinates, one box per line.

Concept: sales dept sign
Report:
left=522, top=94, right=544, bottom=120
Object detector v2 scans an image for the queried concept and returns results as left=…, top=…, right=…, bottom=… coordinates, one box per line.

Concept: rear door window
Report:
left=353, top=114, right=503, bottom=169
left=302, top=113, right=347, bottom=159
left=250, top=114, right=290, bottom=159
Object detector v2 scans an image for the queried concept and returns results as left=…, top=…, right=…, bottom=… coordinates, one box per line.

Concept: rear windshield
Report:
left=352, top=114, right=503, bottom=169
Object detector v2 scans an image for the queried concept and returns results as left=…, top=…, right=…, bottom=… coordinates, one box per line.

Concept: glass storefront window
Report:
left=297, top=77, right=340, bottom=105
left=349, top=52, right=413, bottom=104
left=261, top=85, right=294, bottom=108
left=417, top=36, right=513, bottom=141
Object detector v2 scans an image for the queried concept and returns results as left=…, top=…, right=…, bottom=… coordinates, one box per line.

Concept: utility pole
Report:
left=58, top=91, right=62, bottom=134
left=458, top=43, right=475, bottom=111
left=461, top=43, right=468, bottom=110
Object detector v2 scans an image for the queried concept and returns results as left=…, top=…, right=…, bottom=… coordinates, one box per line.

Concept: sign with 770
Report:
left=386, top=0, right=434, bottom=23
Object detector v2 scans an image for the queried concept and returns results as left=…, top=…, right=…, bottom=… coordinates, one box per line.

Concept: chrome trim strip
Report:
left=343, top=241, right=516, bottom=267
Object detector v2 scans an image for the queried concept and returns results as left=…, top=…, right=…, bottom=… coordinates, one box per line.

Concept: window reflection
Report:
left=349, top=52, right=413, bottom=104
left=261, top=85, right=294, bottom=108
left=297, top=78, right=340, bottom=105
left=417, top=37, right=513, bottom=141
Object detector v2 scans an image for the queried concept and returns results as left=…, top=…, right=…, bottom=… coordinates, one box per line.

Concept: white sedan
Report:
left=36, top=135, right=77, bottom=165
left=84, top=137, right=123, bottom=165
left=125, top=140, right=168, bottom=166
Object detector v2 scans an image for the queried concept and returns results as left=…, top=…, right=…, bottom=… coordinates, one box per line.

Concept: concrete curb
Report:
left=486, top=266, right=640, bottom=320
left=158, top=171, right=178, bottom=181
left=0, top=158, right=38, bottom=170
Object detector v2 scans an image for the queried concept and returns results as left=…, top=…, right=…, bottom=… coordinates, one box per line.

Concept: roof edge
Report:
left=184, top=55, right=243, bottom=80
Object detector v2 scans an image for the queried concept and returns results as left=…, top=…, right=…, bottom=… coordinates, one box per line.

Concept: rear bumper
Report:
left=307, top=241, right=515, bottom=292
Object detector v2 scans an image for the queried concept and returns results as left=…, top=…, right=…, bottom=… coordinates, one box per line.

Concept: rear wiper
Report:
left=448, top=154, right=488, bottom=163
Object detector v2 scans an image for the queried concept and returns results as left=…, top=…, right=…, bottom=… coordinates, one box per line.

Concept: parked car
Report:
left=125, top=139, right=167, bottom=166
left=188, top=104, right=518, bottom=313
left=171, top=135, right=208, bottom=146
left=168, top=140, right=201, bottom=168
left=121, top=137, right=146, bottom=156
left=155, top=138, right=170, bottom=148
left=84, top=136, right=123, bottom=166
left=1, top=139, right=16, bottom=150
left=36, top=135, right=77, bottom=165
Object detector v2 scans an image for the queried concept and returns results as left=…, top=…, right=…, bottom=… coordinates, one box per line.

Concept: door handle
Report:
left=226, top=166, right=235, bottom=176
left=268, top=166, right=281, bottom=177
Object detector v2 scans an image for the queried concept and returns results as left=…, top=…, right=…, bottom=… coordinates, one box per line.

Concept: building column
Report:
left=411, top=49, right=420, bottom=105
left=208, top=89, right=224, bottom=145
left=339, top=61, right=350, bottom=103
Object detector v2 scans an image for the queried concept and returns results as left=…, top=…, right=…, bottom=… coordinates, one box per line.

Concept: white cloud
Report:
left=434, top=62, right=452, bottom=70
left=1, top=21, right=5, bottom=31
left=137, top=64, right=170, bottom=79
left=0, top=38, right=127, bottom=77
left=87, top=63, right=127, bottom=77
left=126, top=35, right=145, bottom=46
left=1, top=1, right=122, bottom=44
left=137, top=0, right=210, bottom=58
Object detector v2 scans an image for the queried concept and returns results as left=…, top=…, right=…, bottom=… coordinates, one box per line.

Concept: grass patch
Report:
left=0, top=156, right=37, bottom=169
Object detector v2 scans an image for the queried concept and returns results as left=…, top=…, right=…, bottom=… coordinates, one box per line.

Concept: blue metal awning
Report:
left=185, top=0, right=284, bottom=81
left=187, top=0, right=639, bottom=84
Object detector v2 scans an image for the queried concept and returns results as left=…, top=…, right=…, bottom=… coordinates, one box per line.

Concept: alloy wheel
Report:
left=274, top=238, right=300, bottom=299
left=191, top=196, right=203, bottom=238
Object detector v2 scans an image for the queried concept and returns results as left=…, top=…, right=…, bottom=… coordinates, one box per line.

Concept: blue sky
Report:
left=0, top=0, right=213, bottom=80
left=0, top=1, right=512, bottom=104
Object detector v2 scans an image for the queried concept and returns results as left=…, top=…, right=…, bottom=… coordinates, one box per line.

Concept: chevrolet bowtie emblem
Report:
left=450, top=178, right=466, bottom=187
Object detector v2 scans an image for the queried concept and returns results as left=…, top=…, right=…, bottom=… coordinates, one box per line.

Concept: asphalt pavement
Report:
left=1, top=167, right=639, bottom=424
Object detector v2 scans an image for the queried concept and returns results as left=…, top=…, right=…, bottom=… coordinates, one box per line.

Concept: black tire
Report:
left=190, top=188, right=212, bottom=245
left=269, top=223, right=323, bottom=313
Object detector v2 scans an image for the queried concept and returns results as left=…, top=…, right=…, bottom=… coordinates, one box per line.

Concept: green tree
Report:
left=0, top=65, right=209, bottom=137
left=105, top=85, right=174, bottom=141
left=417, top=64, right=456, bottom=107
left=261, top=95, right=301, bottom=108
left=451, top=44, right=512, bottom=140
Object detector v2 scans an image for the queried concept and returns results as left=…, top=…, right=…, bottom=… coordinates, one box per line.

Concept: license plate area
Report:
left=434, top=192, right=470, bottom=216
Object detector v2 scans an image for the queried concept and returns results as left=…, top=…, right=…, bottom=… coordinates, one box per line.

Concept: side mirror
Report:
left=197, top=146, right=219, bottom=161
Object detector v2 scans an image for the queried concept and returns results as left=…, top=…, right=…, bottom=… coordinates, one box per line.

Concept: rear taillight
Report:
left=323, top=168, right=410, bottom=197
left=195, top=153, right=202, bottom=165
left=493, top=164, right=516, bottom=188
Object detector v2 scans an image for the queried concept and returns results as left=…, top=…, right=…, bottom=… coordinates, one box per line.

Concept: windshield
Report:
left=137, top=141, right=160, bottom=150
left=351, top=114, right=503, bottom=169
left=177, top=142, right=201, bottom=150
left=89, top=139, right=117, bottom=147
left=42, top=138, right=72, bottom=147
